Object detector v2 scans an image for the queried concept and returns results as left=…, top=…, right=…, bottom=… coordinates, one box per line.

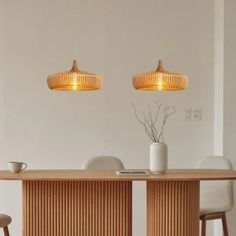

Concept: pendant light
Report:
left=132, top=0, right=188, bottom=91
left=47, top=60, right=102, bottom=91
left=133, top=59, right=188, bottom=91
left=47, top=0, right=103, bottom=91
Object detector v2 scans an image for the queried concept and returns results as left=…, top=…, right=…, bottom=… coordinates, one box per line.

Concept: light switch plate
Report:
left=182, top=107, right=192, bottom=121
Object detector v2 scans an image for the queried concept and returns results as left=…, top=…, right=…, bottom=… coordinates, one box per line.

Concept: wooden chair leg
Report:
left=222, top=213, right=229, bottom=236
left=3, top=226, right=10, bottom=236
left=201, top=216, right=207, bottom=236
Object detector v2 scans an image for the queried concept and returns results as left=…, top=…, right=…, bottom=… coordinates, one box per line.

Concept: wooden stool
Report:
left=197, top=156, right=233, bottom=236
left=200, top=212, right=228, bottom=236
left=0, top=214, right=11, bottom=236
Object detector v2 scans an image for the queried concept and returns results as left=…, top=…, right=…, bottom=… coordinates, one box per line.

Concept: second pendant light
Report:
left=132, top=0, right=188, bottom=91
left=133, top=60, right=188, bottom=91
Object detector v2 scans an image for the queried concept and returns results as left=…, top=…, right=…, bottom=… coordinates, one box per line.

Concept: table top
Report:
left=0, top=169, right=236, bottom=181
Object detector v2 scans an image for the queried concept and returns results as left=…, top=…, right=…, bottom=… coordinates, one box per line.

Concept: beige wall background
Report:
left=0, top=0, right=216, bottom=235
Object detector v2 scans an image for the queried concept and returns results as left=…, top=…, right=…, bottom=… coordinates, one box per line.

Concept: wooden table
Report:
left=1, top=169, right=236, bottom=236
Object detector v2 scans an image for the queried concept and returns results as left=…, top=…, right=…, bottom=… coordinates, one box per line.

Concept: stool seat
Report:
left=0, top=214, right=11, bottom=228
left=200, top=201, right=232, bottom=215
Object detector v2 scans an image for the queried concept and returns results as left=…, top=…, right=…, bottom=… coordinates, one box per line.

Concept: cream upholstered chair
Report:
left=0, top=214, right=11, bottom=236
left=196, top=156, right=233, bottom=236
left=82, top=155, right=124, bottom=170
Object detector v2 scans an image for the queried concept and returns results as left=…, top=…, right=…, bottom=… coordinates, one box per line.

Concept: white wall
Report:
left=0, top=0, right=215, bottom=235
left=224, top=0, right=236, bottom=235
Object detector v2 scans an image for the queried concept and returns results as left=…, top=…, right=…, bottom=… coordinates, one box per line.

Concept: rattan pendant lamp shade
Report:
left=133, top=60, right=188, bottom=91
left=47, top=0, right=102, bottom=91
left=47, top=60, right=102, bottom=91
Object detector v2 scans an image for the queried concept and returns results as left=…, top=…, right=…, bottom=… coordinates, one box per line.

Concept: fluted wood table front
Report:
left=0, top=169, right=236, bottom=236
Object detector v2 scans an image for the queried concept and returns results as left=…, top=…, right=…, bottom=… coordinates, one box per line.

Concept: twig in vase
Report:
left=132, top=101, right=176, bottom=143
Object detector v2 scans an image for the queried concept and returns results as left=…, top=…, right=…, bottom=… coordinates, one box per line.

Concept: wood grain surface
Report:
left=1, top=169, right=236, bottom=181
left=147, top=181, right=200, bottom=236
left=23, top=180, right=132, bottom=236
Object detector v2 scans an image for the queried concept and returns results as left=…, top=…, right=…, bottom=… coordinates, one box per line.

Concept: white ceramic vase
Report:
left=150, top=142, right=168, bottom=174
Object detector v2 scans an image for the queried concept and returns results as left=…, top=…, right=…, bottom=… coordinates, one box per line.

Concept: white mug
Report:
left=8, top=161, right=27, bottom=173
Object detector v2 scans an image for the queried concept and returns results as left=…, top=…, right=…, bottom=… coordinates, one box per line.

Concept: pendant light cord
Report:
left=158, top=0, right=162, bottom=60
left=73, top=0, right=78, bottom=60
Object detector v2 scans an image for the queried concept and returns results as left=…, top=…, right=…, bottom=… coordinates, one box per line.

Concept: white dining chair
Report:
left=81, top=155, right=125, bottom=170
left=196, top=156, right=233, bottom=236
left=0, top=214, right=11, bottom=236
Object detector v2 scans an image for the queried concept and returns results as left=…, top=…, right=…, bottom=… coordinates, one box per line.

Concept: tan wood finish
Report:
left=222, top=213, right=229, bottom=236
left=200, top=212, right=229, bottom=236
left=23, top=181, right=132, bottom=236
left=201, top=217, right=206, bottom=236
left=1, top=169, right=236, bottom=181
left=147, top=181, right=200, bottom=236
left=1, top=169, right=236, bottom=236
left=3, top=226, right=10, bottom=236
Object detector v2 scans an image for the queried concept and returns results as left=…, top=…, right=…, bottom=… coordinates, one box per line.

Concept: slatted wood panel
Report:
left=147, top=181, right=200, bottom=236
left=23, top=181, right=132, bottom=236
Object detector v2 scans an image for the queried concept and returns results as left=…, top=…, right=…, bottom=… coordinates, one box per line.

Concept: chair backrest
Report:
left=82, top=156, right=125, bottom=170
left=196, top=156, right=234, bottom=211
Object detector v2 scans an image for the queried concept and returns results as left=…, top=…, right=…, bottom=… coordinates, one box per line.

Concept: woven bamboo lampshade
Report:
left=133, top=60, right=188, bottom=91
left=47, top=60, right=102, bottom=91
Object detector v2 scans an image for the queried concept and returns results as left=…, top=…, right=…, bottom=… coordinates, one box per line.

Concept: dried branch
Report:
left=132, top=101, right=176, bottom=143
left=157, top=105, right=176, bottom=141
left=132, top=103, right=155, bottom=142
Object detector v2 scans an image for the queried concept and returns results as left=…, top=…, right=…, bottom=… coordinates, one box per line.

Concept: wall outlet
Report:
left=192, top=108, right=202, bottom=121
left=182, top=107, right=192, bottom=121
